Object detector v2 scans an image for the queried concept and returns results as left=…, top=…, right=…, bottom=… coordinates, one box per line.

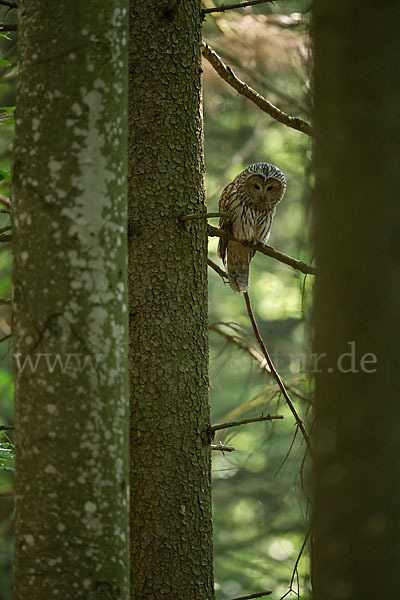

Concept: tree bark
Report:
left=12, top=2, right=130, bottom=598
left=128, top=1, right=214, bottom=598
left=312, top=3, right=400, bottom=599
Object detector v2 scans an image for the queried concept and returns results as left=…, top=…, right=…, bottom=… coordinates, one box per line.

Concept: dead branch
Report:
left=244, top=291, right=312, bottom=454
left=208, top=225, right=316, bottom=275
left=182, top=211, right=231, bottom=221
left=207, top=258, right=229, bottom=281
left=232, top=591, right=272, bottom=600
left=209, top=323, right=269, bottom=370
left=280, top=530, right=311, bottom=600
left=210, top=443, right=236, bottom=452
left=202, top=42, right=313, bottom=137
left=203, top=0, right=275, bottom=14
left=212, top=413, right=283, bottom=433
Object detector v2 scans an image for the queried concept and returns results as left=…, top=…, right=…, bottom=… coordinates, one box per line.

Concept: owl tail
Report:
left=228, top=270, right=249, bottom=294
left=225, top=242, right=254, bottom=294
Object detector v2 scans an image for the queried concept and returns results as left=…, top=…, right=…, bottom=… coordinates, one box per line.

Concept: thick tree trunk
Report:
left=313, top=3, right=400, bottom=599
left=12, top=3, right=130, bottom=599
left=128, top=2, right=214, bottom=598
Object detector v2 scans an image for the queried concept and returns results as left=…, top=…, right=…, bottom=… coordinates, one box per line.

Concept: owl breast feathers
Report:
left=217, top=162, right=286, bottom=294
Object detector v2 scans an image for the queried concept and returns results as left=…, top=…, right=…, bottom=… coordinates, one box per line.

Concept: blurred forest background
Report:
left=0, top=1, right=313, bottom=598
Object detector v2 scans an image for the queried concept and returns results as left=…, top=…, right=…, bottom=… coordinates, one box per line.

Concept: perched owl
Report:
left=218, top=162, right=286, bottom=294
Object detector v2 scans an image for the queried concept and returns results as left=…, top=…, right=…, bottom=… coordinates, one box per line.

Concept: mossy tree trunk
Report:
left=12, top=2, right=130, bottom=598
left=128, top=2, right=214, bottom=598
left=313, top=3, right=400, bottom=598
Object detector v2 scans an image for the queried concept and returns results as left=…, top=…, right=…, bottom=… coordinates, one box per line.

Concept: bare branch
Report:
left=212, top=413, right=283, bottom=432
left=232, top=591, right=272, bottom=600
left=202, top=42, right=313, bottom=137
left=209, top=323, right=269, bottom=370
left=244, top=291, right=312, bottom=454
left=208, top=225, right=316, bottom=275
left=287, top=384, right=313, bottom=405
left=182, top=211, right=231, bottom=221
left=279, top=530, right=311, bottom=600
left=0, top=234, right=11, bottom=242
left=203, top=0, right=275, bottom=14
left=0, top=425, right=14, bottom=431
left=210, top=42, right=311, bottom=115
left=210, top=443, right=236, bottom=452
left=0, top=334, right=11, bottom=344
left=207, top=258, right=229, bottom=281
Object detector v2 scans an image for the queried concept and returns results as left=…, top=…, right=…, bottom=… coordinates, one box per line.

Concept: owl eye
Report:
left=254, top=184, right=260, bottom=190
left=266, top=185, right=273, bottom=191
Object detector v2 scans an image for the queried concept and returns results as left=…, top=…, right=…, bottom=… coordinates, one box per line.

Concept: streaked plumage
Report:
left=218, top=162, right=286, bottom=294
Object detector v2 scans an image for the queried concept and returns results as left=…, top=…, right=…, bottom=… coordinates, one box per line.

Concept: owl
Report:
left=218, top=162, right=286, bottom=294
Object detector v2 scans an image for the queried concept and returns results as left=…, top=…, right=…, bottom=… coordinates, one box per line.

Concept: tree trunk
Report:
left=312, top=3, right=400, bottom=599
left=128, top=2, right=214, bottom=598
left=12, top=2, right=130, bottom=598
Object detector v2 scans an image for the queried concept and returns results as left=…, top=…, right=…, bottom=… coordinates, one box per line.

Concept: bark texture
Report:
left=128, top=1, right=214, bottom=598
left=313, top=3, right=400, bottom=599
left=12, top=2, right=130, bottom=598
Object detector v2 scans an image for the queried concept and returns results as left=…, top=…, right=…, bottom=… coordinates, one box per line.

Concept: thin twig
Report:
left=0, top=226, right=10, bottom=235
left=287, top=384, right=313, bottom=405
left=209, top=41, right=311, bottom=114
left=208, top=225, right=316, bottom=275
left=182, top=211, right=231, bottom=221
left=207, top=258, right=229, bottom=280
left=243, top=291, right=312, bottom=454
left=212, top=413, right=283, bottom=433
left=0, top=334, right=11, bottom=344
left=0, top=234, right=11, bottom=242
left=203, top=0, right=274, bottom=14
left=211, top=443, right=236, bottom=452
left=232, top=592, right=272, bottom=600
left=280, top=530, right=311, bottom=600
left=275, top=426, right=298, bottom=477
left=202, top=42, right=313, bottom=137
left=299, top=445, right=311, bottom=504
left=209, top=323, right=269, bottom=370
left=0, top=425, right=14, bottom=431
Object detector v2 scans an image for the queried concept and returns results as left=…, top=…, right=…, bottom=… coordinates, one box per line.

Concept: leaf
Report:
left=0, top=58, right=11, bottom=67
left=0, top=34, right=11, bottom=40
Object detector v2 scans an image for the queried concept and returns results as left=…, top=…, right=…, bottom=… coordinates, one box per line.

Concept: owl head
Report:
left=242, top=162, right=286, bottom=208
